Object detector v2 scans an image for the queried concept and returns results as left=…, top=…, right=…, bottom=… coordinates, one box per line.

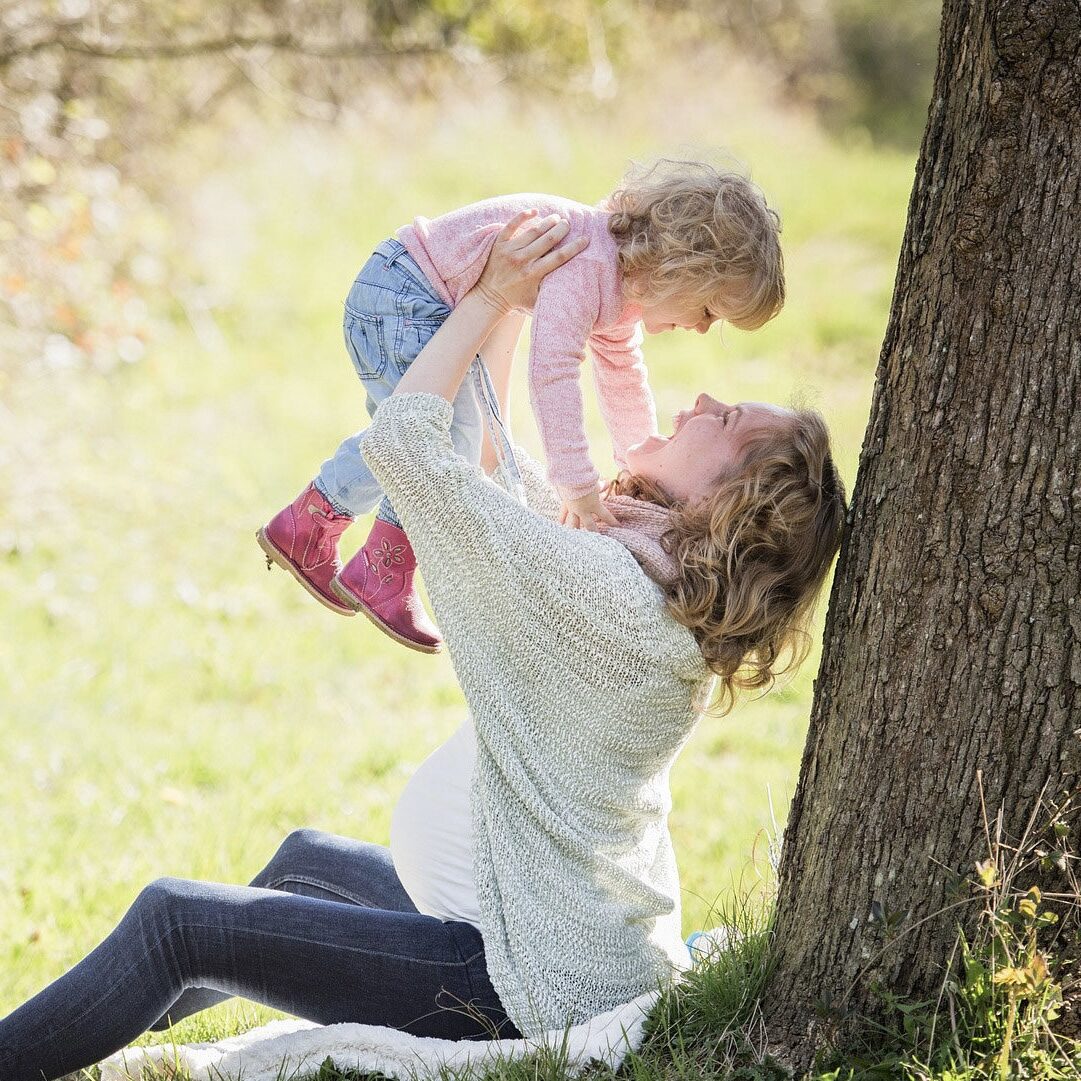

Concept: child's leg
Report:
left=259, top=242, right=445, bottom=616
left=334, top=363, right=484, bottom=652
left=449, top=361, right=487, bottom=465
left=327, top=247, right=464, bottom=650
left=331, top=368, right=482, bottom=653
left=315, top=267, right=410, bottom=519
left=314, top=317, right=397, bottom=519
left=320, top=244, right=456, bottom=518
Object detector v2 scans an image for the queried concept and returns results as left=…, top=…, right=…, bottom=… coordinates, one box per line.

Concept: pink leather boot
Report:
left=330, top=519, right=443, bottom=654
left=257, top=482, right=355, bottom=616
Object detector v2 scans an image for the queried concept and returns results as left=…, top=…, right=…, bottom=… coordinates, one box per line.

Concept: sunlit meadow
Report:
left=0, top=45, right=914, bottom=1050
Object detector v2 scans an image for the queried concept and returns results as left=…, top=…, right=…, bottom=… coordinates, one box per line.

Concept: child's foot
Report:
left=330, top=519, right=443, bottom=653
left=257, top=482, right=356, bottom=616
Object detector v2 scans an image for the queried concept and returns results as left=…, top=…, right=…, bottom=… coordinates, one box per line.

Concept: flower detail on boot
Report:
left=373, top=538, right=407, bottom=570
left=331, top=519, right=443, bottom=654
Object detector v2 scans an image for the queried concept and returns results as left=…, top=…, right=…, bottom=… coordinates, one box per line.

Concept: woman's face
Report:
left=625, top=393, right=793, bottom=503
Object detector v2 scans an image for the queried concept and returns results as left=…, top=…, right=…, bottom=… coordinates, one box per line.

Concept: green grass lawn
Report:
left=0, top=48, right=914, bottom=1063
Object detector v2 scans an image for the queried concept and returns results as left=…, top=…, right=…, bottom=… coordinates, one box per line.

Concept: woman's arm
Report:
left=479, top=310, right=525, bottom=475
left=393, top=211, right=587, bottom=405
left=391, top=290, right=503, bottom=403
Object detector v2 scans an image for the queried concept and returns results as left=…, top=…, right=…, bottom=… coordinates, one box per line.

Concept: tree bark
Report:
left=762, top=0, right=1081, bottom=1070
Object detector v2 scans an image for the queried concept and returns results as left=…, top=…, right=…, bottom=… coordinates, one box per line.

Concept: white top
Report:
left=389, top=716, right=480, bottom=926
left=362, top=393, right=714, bottom=1037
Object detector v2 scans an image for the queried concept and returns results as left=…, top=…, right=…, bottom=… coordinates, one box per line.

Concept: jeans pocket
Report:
left=392, top=318, right=444, bottom=377
left=344, top=311, right=388, bottom=382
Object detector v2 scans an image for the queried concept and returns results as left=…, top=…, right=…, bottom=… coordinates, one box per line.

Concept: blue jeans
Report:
left=0, top=829, right=520, bottom=1081
left=315, top=239, right=485, bottom=527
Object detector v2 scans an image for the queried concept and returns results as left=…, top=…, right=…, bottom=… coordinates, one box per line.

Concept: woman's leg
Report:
left=150, top=827, right=418, bottom=1030
left=0, top=875, right=518, bottom=1081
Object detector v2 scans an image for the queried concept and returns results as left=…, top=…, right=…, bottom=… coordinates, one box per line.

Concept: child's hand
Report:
left=559, top=491, right=619, bottom=532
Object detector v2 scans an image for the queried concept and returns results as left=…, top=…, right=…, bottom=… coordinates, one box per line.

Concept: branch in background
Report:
left=0, top=32, right=446, bottom=68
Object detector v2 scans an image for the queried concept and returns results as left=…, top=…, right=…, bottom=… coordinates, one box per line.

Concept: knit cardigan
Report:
left=362, top=392, right=716, bottom=1038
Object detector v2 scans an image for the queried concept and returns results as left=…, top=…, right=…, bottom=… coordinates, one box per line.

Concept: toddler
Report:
left=257, top=159, right=785, bottom=653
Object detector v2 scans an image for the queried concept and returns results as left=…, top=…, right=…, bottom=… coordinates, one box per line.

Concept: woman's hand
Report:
left=473, top=211, right=590, bottom=316
left=392, top=211, right=587, bottom=405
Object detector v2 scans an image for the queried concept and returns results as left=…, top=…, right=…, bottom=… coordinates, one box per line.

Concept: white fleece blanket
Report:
left=98, top=990, right=661, bottom=1081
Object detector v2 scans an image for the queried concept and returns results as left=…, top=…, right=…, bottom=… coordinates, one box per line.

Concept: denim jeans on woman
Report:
left=0, top=828, right=519, bottom=1081
left=315, top=238, right=486, bottom=528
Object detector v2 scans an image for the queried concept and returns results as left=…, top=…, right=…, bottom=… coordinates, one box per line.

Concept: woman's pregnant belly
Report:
left=389, top=715, right=481, bottom=927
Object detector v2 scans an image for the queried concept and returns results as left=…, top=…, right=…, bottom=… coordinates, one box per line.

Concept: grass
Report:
left=90, top=814, right=1081, bottom=1081
left=0, top=45, right=921, bottom=1077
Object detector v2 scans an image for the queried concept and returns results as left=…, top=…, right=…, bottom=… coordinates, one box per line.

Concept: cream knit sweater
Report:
left=362, top=392, right=716, bottom=1038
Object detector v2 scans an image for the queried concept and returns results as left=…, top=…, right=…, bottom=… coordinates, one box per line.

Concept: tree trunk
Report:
left=761, top=0, right=1081, bottom=1070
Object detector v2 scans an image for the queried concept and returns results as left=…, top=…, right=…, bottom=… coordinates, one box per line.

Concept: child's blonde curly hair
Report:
left=605, top=158, right=785, bottom=331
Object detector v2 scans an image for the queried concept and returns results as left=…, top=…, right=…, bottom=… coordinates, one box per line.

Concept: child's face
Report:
left=637, top=293, right=722, bottom=335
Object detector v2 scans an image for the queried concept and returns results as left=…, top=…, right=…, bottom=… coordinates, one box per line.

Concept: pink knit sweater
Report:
left=397, top=193, right=657, bottom=499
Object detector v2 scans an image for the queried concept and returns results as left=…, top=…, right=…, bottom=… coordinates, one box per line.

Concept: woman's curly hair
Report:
left=605, top=157, right=785, bottom=330
left=607, top=408, right=846, bottom=714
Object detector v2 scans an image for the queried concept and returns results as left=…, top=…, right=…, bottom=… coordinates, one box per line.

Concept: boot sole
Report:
left=256, top=528, right=357, bottom=618
left=330, top=576, right=443, bottom=655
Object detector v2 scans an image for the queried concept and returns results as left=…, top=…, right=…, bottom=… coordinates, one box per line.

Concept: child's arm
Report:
left=479, top=310, right=526, bottom=475
left=559, top=488, right=617, bottom=531
left=589, top=324, right=658, bottom=471
left=526, top=259, right=619, bottom=529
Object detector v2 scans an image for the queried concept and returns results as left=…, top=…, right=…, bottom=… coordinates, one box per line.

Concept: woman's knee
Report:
left=124, top=878, right=218, bottom=997
left=123, top=877, right=206, bottom=957
left=132, top=876, right=198, bottom=919
left=259, top=828, right=326, bottom=885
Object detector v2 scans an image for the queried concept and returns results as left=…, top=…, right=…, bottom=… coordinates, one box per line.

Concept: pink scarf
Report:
left=598, top=494, right=680, bottom=588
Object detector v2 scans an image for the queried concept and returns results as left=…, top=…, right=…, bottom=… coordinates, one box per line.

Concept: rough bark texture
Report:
left=762, top=0, right=1081, bottom=1070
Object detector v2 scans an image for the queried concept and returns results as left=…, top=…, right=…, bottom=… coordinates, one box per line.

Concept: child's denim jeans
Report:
left=315, top=239, right=485, bottom=527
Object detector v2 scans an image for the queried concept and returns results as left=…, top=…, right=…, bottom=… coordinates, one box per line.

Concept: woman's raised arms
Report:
left=392, top=211, right=589, bottom=405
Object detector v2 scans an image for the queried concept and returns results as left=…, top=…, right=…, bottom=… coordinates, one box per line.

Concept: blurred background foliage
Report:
left=1, top=0, right=940, bottom=373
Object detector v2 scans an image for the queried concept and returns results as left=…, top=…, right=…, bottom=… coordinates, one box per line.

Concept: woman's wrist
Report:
left=465, top=281, right=514, bottom=322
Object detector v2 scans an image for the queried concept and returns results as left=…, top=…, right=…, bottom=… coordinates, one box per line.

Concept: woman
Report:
left=0, top=214, right=846, bottom=1080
